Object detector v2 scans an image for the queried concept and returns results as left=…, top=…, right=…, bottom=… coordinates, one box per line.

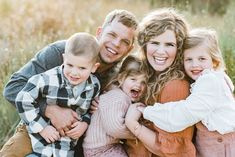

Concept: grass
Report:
left=0, top=0, right=235, bottom=148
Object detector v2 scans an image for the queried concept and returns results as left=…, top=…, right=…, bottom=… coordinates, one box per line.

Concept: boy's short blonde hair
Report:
left=65, top=32, right=100, bottom=62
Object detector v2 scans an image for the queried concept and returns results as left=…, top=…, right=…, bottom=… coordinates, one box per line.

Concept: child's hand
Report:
left=137, top=106, right=146, bottom=113
left=126, top=103, right=143, bottom=123
left=39, top=125, right=60, bottom=143
left=132, top=102, right=146, bottom=113
left=65, top=121, right=88, bottom=139
left=89, top=97, right=99, bottom=114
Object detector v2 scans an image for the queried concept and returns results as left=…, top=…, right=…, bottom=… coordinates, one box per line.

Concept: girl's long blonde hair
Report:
left=138, top=8, right=190, bottom=104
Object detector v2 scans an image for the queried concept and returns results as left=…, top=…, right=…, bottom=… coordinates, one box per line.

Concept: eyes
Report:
left=107, top=32, right=131, bottom=47
left=149, top=41, right=176, bottom=47
left=184, top=57, right=207, bottom=62
left=129, top=77, right=147, bottom=85
left=65, top=63, right=86, bottom=70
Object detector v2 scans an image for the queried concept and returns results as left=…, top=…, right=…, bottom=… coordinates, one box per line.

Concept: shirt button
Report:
left=217, top=137, right=223, bottom=143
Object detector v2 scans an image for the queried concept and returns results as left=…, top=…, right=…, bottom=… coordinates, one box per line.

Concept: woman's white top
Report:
left=143, top=69, right=235, bottom=134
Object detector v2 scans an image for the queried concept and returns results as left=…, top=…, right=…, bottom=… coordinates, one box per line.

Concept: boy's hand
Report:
left=39, top=125, right=60, bottom=143
left=45, top=105, right=79, bottom=136
left=89, top=97, right=99, bottom=114
left=65, top=121, right=88, bottom=139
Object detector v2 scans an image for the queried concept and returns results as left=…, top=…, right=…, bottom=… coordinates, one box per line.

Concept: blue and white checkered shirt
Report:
left=16, top=65, right=100, bottom=157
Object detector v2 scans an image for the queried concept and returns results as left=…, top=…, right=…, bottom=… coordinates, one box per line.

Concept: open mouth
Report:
left=130, top=89, right=141, bottom=99
left=154, top=56, right=167, bottom=65
left=191, top=70, right=202, bottom=75
left=106, top=47, right=118, bottom=55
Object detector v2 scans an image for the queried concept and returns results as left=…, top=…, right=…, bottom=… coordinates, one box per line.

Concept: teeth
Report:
left=107, top=47, right=117, bottom=55
left=154, top=57, right=166, bottom=64
left=191, top=70, right=202, bottom=74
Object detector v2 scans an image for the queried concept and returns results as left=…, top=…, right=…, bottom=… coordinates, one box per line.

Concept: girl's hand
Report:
left=39, top=125, right=60, bottom=143
left=137, top=106, right=146, bottom=113
left=65, top=121, right=88, bottom=139
left=125, top=103, right=143, bottom=124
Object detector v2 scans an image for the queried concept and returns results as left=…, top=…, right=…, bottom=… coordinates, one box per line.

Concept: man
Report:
left=0, top=9, right=138, bottom=157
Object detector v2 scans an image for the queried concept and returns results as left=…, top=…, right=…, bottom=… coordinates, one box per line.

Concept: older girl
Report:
left=125, top=8, right=196, bottom=157
left=140, top=28, right=235, bottom=157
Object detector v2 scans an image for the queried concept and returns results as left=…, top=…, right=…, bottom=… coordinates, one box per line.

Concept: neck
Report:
left=97, top=61, right=114, bottom=74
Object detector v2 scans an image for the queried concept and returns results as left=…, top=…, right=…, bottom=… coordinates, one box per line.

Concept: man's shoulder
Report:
left=49, top=40, right=66, bottom=52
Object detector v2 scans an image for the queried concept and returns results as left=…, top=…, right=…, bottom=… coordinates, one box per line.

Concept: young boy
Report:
left=15, top=32, right=100, bottom=157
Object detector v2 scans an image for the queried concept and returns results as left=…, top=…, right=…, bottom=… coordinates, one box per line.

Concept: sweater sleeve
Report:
left=99, top=90, right=135, bottom=139
left=144, top=75, right=219, bottom=132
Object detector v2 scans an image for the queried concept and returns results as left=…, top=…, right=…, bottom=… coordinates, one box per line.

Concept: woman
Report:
left=125, top=8, right=196, bottom=157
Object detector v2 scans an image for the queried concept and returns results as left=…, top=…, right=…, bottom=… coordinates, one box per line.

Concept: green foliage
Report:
left=0, top=0, right=234, bottom=148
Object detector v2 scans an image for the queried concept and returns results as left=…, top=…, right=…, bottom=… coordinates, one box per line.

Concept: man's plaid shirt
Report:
left=15, top=65, right=100, bottom=156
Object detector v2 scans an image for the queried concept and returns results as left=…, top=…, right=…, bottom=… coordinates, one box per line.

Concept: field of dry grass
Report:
left=0, top=0, right=234, bottom=147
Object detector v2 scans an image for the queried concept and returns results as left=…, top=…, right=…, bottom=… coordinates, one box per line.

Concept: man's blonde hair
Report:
left=102, top=9, right=138, bottom=30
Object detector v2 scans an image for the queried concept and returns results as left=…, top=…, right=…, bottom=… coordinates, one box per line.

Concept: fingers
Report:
left=137, top=106, right=145, bottom=113
left=44, top=130, right=60, bottom=143
left=58, top=128, right=65, bottom=136
left=89, top=98, right=99, bottom=114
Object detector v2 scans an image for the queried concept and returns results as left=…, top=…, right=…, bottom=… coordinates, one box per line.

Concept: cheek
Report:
left=169, top=48, right=177, bottom=58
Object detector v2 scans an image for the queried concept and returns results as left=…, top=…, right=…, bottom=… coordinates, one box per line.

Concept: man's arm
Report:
left=3, top=40, right=65, bottom=106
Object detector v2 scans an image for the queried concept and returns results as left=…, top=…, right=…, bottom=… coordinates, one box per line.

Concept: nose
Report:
left=192, top=60, right=199, bottom=67
left=71, top=68, right=79, bottom=76
left=135, top=81, right=142, bottom=88
left=155, top=45, right=165, bottom=54
left=112, top=38, right=121, bottom=47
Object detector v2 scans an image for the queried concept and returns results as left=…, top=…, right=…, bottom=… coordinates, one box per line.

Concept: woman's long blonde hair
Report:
left=138, top=8, right=190, bottom=104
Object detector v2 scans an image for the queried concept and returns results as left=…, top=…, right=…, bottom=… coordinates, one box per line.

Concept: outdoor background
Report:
left=0, top=0, right=234, bottom=148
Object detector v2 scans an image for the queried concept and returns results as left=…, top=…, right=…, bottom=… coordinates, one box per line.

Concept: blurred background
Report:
left=0, top=0, right=235, bottom=147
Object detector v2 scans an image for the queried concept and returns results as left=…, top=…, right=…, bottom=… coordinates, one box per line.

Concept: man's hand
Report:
left=65, top=121, right=88, bottom=139
left=45, top=105, right=79, bottom=136
left=89, top=97, right=99, bottom=114
left=39, top=125, right=60, bottom=143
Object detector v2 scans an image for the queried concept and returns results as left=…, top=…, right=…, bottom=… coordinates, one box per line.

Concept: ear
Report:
left=62, top=53, right=65, bottom=61
left=127, top=44, right=134, bottom=53
left=91, top=62, right=100, bottom=73
left=96, top=27, right=102, bottom=40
